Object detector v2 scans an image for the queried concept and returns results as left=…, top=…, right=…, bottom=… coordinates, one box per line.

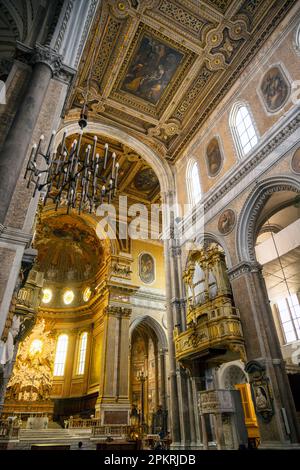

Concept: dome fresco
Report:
left=34, top=215, right=103, bottom=284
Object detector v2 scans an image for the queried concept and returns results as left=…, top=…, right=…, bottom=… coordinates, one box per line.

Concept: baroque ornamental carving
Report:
left=5, top=320, right=55, bottom=404
left=175, top=244, right=245, bottom=364
left=245, top=361, right=274, bottom=423
left=67, top=0, right=292, bottom=161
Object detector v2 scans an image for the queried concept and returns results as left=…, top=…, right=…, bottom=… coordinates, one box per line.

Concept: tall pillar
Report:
left=163, top=241, right=181, bottom=445
left=162, top=189, right=193, bottom=448
left=159, top=348, right=167, bottom=410
left=228, top=261, right=300, bottom=447
left=200, top=414, right=208, bottom=449
left=190, top=373, right=202, bottom=448
left=96, top=306, right=131, bottom=425
left=0, top=44, right=62, bottom=225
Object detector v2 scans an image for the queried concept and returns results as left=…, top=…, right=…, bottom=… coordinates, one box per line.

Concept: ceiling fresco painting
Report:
left=120, top=34, right=184, bottom=105
left=66, top=0, right=296, bottom=162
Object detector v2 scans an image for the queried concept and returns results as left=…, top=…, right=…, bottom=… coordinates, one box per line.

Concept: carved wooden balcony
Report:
left=174, top=302, right=245, bottom=364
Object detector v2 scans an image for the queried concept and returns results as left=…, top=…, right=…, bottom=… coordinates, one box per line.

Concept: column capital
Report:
left=171, top=298, right=186, bottom=308
left=227, top=260, right=262, bottom=281
left=104, top=305, right=132, bottom=318
left=171, top=246, right=182, bottom=258
left=15, top=42, right=64, bottom=77
left=33, top=44, right=62, bottom=74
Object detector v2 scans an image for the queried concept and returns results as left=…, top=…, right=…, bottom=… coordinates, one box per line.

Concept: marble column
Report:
left=228, top=261, right=300, bottom=447
left=190, top=373, right=202, bottom=448
left=162, top=190, right=193, bottom=448
left=163, top=236, right=181, bottom=446
left=200, top=414, right=208, bottom=449
left=186, top=374, right=197, bottom=446
left=159, top=348, right=167, bottom=410
left=0, top=45, right=62, bottom=224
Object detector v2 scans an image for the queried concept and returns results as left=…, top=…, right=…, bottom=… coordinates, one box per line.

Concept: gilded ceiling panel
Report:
left=67, top=0, right=297, bottom=162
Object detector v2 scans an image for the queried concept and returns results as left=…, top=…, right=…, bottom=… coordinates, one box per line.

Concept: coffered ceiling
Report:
left=66, top=0, right=296, bottom=162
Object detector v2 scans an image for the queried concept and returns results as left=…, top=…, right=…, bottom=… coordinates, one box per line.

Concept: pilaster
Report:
left=95, top=306, right=131, bottom=425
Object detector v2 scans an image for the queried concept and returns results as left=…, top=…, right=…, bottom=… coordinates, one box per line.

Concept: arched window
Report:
left=230, top=103, right=258, bottom=157
left=186, top=160, right=202, bottom=205
left=295, top=23, right=300, bottom=53
left=77, top=332, right=88, bottom=375
left=53, top=334, right=68, bottom=376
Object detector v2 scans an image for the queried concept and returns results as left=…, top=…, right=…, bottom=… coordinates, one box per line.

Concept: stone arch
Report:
left=182, top=232, right=233, bottom=270
left=236, top=175, right=300, bottom=262
left=195, top=231, right=233, bottom=268
left=218, top=360, right=247, bottom=390
left=130, top=315, right=168, bottom=351
left=55, top=120, right=175, bottom=196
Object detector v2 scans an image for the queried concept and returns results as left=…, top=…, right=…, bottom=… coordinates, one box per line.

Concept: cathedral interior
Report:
left=0, top=0, right=300, bottom=452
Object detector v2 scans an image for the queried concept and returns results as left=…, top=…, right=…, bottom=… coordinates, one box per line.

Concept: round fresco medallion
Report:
left=260, top=66, right=289, bottom=112
left=218, top=209, right=236, bottom=235
left=139, top=253, right=155, bottom=284
left=134, top=168, right=159, bottom=192
left=291, top=148, right=300, bottom=174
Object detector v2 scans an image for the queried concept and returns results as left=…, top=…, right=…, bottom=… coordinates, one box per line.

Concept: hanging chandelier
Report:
left=24, top=119, right=119, bottom=214
left=24, top=37, right=120, bottom=215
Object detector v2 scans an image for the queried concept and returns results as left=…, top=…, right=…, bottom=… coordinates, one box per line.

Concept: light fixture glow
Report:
left=83, top=287, right=91, bottom=302
left=42, top=288, right=52, bottom=304
left=29, top=339, right=43, bottom=356
left=63, top=290, right=74, bottom=305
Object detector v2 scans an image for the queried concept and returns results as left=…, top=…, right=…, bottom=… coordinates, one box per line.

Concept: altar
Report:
left=27, top=415, right=49, bottom=429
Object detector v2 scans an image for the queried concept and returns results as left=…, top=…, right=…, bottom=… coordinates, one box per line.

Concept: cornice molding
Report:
left=0, top=225, right=32, bottom=247
left=204, top=112, right=300, bottom=213
left=179, top=110, right=300, bottom=240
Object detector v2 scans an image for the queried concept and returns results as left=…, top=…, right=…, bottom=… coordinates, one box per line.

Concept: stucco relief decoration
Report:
left=121, top=34, right=183, bottom=104
left=6, top=320, right=55, bottom=402
left=291, top=148, right=300, bottom=174
left=218, top=209, right=236, bottom=235
left=139, top=253, right=155, bottom=284
left=206, top=137, right=223, bottom=176
left=260, top=66, right=290, bottom=112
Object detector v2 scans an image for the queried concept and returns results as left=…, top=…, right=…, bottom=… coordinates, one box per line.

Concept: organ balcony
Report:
left=174, top=244, right=245, bottom=364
